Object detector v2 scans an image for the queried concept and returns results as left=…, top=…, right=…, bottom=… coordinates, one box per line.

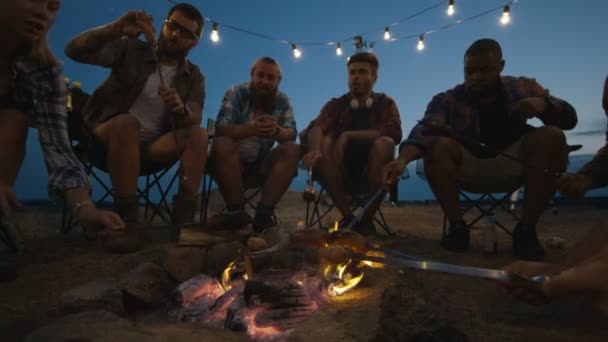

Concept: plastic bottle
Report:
left=482, top=213, right=498, bottom=255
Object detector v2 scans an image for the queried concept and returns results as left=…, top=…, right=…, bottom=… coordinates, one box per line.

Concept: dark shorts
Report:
left=343, top=141, right=372, bottom=180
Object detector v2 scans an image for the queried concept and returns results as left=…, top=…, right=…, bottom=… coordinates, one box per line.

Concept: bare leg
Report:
left=210, top=136, right=244, bottom=207
left=257, top=141, right=300, bottom=206
left=423, top=137, right=463, bottom=224
left=520, top=126, right=568, bottom=229
left=145, top=126, right=208, bottom=197
left=313, top=136, right=353, bottom=218
left=93, top=114, right=141, bottom=197
left=361, top=136, right=395, bottom=223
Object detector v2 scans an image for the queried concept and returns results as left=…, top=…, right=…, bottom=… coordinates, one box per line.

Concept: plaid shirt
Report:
left=11, top=57, right=90, bottom=199
left=302, top=92, right=402, bottom=145
left=402, top=76, right=577, bottom=151
left=216, top=82, right=296, bottom=162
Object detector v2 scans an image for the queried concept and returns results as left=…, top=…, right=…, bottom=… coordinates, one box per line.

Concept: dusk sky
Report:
left=15, top=0, right=608, bottom=201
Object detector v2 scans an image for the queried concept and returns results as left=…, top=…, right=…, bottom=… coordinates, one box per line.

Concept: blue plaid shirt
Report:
left=402, top=76, right=577, bottom=151
left=216, top=82, right=296, bottom=162
left=11, top=57, right=90, bottom=199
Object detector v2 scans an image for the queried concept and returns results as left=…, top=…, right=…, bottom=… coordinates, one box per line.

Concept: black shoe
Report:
left=512, top=223, right=545, bottom=261
left=440, top=221, right=470, bottom=252
left=253, top=205, right=276, bottom=233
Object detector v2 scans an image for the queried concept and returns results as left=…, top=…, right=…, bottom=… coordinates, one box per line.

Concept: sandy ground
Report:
left=1, top=191, right=608, bottom=341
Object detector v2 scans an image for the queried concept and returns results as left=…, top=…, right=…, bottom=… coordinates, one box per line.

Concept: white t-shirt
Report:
left=129, top=64, right=177, bottom=143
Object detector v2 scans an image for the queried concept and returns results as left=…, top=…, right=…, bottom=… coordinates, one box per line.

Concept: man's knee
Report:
left=211, top=136, right=238, bottom=157
left=370, top=136, right=395, bottom=160
left=425, top=136, right=461, bottom=164
left=276, top=141, right=301, bottom=161
left=95, top=114, right=140, bottom=142
left=522, top=126, right=566, bottom=151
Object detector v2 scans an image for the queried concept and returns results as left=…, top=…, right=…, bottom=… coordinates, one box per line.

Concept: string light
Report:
left=417, top=34, right=425, bottom=51
left=291, top=43, right=302, bottom=59
left=447, top=0, right=455, bottom=16
left=210, top=22, right=220, bottom=43
left=383, top=27, right=391, bottom=40
left=164, top=0, right=519, bottom=59
left=500, top=5, right=511, bottom=25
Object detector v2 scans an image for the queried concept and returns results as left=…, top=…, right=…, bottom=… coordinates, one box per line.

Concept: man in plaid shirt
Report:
left=302, top=52, right=402, bottom=234
left=384, top=39, right=577, bottom=260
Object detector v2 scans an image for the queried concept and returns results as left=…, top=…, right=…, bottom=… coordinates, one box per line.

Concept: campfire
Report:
left=169, top=221, right=372, bottom=341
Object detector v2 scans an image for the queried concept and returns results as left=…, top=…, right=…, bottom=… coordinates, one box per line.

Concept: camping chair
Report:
left=415, top=158, right=520, bottom=236
left=302, top=163, right=407, bottom=235
left=200, top=119, right=277, bottom=225
left=414, top=143, right=583, bottom=237
left=61, top=84, right=180, bottom=233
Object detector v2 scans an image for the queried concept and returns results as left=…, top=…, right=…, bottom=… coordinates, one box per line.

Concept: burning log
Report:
left=170, top=274, right=223, bottom=307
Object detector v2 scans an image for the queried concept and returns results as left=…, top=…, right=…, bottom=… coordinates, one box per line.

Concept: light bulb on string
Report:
left=447, top=0, right=455, bottom=16
left=210, top=22, right=220, bottom=43
left=416, top=34, right=425, bottom=51
left=500, top=5, right=511, bottom=25
left=292, top=43, right=302, bottom=59
left=383, top=27, right=391, bottom=40
left=336, top=42, right=343, bottom=56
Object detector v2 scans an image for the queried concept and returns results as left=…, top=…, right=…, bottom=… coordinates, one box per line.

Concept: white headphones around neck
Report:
left=349, top=97, right=374, bottom=110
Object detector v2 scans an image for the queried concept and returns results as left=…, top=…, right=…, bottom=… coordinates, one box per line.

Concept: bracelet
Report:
left=73, top=199, right=94, bottom=219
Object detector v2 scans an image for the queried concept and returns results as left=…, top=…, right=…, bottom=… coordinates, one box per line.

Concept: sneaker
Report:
left=440, top=221, right=470, bottom=252
left=512, top=223, right=545, bottom=261
left=253, top=213, right=276, bottom=233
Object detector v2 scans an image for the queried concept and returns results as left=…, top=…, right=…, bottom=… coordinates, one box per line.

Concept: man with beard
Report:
left=65, top=3, right=207, bottom=252
left=383, top=39, right=577, bottom=260
left=210, top=57, right=299, bottom=233
left=301, top=52, right=402, bottom=235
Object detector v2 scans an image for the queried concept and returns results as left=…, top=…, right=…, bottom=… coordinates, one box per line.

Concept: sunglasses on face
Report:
left=164, top=19, right=199, bottom=40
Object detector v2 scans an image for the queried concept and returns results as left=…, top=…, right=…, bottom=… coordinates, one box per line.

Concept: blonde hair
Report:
left=26, top=35, right=59, bottom=67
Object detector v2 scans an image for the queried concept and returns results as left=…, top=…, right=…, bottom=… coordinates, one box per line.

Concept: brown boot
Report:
left=173, top=193, right=197, bottom=226
left=103, top=194, right=141, bottom=253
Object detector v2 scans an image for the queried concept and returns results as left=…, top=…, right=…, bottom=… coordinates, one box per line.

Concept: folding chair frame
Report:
left=60, top=146, right=180, bottom=234
left=304, top=185, right=394, bottom=235
left=442, top=190, right=520, bottom=237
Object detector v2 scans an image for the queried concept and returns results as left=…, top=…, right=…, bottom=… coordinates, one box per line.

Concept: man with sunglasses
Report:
left=65, top=3, right=207, bottom=252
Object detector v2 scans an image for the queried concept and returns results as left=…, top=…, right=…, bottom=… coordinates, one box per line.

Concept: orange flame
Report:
left=221, top=259, right=248, bottom=291
left=329, top=220, right=339, bottom=233
left=324, top=260, right=364, bottom=296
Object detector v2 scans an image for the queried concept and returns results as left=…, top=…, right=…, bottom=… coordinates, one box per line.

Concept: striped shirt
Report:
left=11, top=56, right=89, bottom=199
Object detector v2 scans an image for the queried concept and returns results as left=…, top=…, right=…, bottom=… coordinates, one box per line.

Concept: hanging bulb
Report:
left=447, top=0, right=455, bottom=16
left=383, top=27, right=391, bottom=40
left=292, top=43, right=302, bottom=59
left=210, top=22, right=220, bottom=43
left=500, top=5, right=511, bottom=25
left=417, top=35, right=425, bottom=51
left=336, top=42, right=343, bottom=56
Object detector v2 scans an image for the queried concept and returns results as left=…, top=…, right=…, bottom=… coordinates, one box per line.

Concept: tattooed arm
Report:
left=64, top=10, right=154, bottom=66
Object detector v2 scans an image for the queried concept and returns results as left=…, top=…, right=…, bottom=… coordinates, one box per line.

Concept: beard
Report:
left=157, top=35, right=190, bottom=60
left=250, top=84, right=277, bottom=113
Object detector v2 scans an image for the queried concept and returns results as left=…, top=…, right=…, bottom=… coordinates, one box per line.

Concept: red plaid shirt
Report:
left=302, top=92, right=402, bottom=145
